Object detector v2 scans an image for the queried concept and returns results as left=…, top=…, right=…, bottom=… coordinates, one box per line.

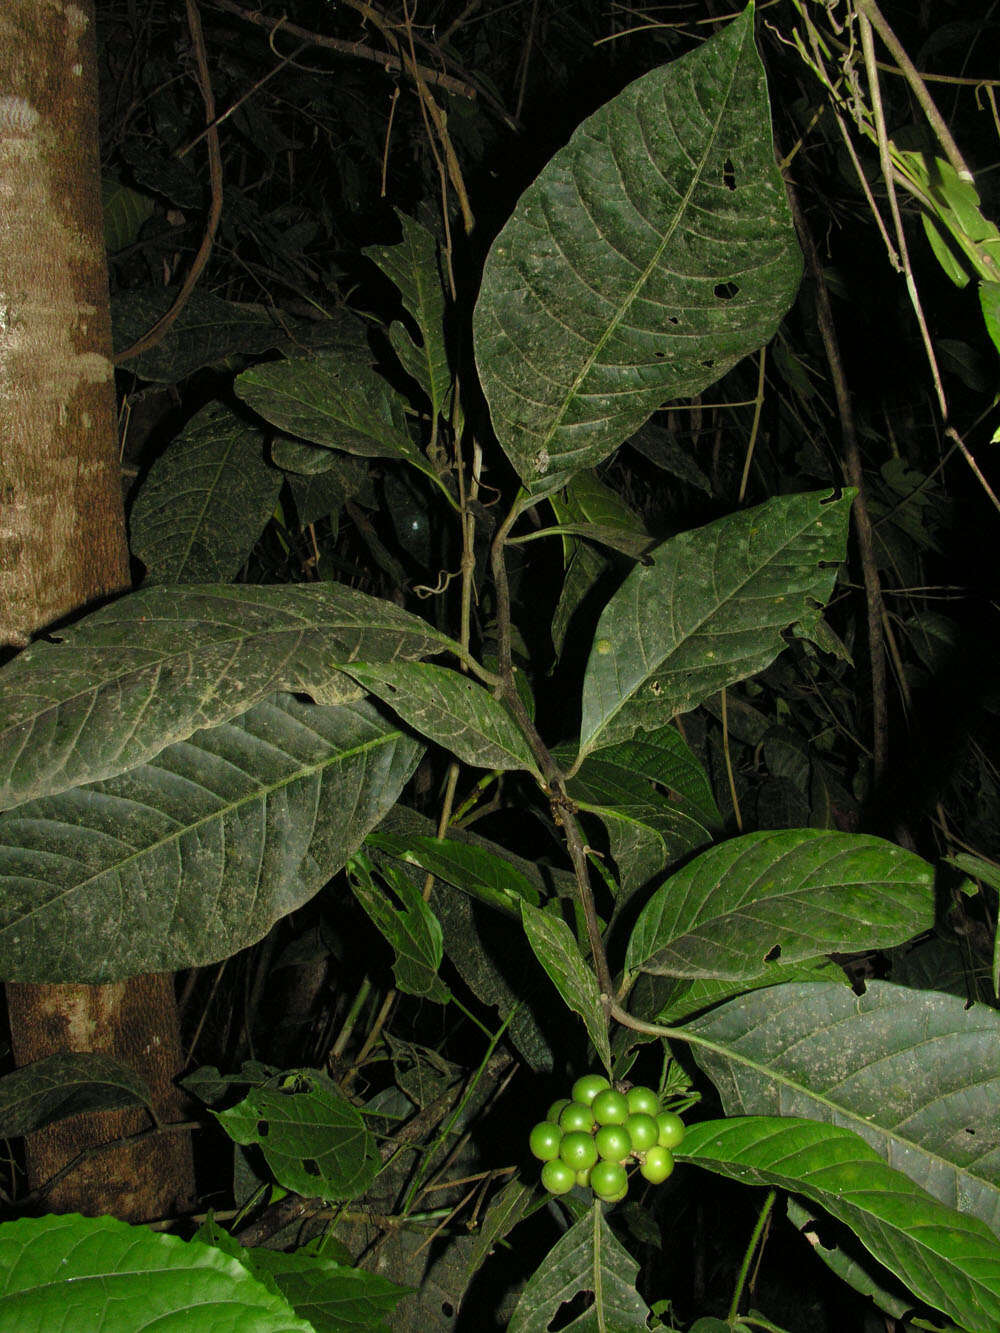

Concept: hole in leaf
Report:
left=548, top=1291, right=594, bottom=1331
left=965, top=1126, right=976, bottom=1135
left=654, top=350, right=665, bottom=359
left=441, top=1302, right=455, bottom=1318
left=702, top=360, right=715, bottom=369
left=256, top=1120, right=269, bottom=1138
left=714, top=281, right=739, bottom=301
left=668, top=315, right=680, bottom=325
left=723, top=156, right=737, bottom=190
left=764, top=943, right=782, bottom=963
left=302, top=1158, right=321, bottom=1176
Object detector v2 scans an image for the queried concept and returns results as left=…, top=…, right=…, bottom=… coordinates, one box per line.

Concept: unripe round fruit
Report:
left=656, top=1111, right=686, bottom=1149
left=594, top=1124, right=631, bottom=1161
left=639, top=1145, right=675, bottom=1184
left=559, top=1101, right=596, bottom=1134
left=625, top=1113, right=659, bottom=1153
left=592, top=1089, right=630, bottom=1125
left=590, top=1159, right=628, bottom=1200
left=626, top=1085, right=660, bottom=1118
left=529, top=1121, right=563, bottom=1161
left=571, top=1072, right=611, bottom=1106
left=541, top=1159, right=576, bottom=1195
left=560, top=1131, right=599, bottom=1171
left=575, top=1167, right=592, bottom=1188
left=546, top=1098, right=570, bottom=1124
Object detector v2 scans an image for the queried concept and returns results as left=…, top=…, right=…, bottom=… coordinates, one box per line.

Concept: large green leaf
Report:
left=680, top=1117, right=1000, bottom=1333
left=343, top=662, right=541, bottom=776
left=624, top=829, right=934, bottom=982
left=0, top=583, right=457, bottom=810
left=368, top=831, right=541, bottom=915
left=347, top=855, right=450, bottom=1003
left=129, top=402, right=281, bottom=584
left=683, top=980, right=1000, bottom=1236
left=0, top=1213, right=311, bottom=1333
left=520, top=900, right=611, bottom=1074
left=364, top=210, right=451, bottom=419
left=576, top=490, right=854, bottom=761
left=216, top=1069, right=379, bottom=1203
left=590, top=724, right=723, bottom=827
left=473, top=3, right=801, bottom=492
left=0, top=694, right=422, bottom=982
left=508, top=1201, right=652, bottom=1331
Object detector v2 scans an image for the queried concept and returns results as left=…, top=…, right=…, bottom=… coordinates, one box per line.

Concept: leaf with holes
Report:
left=508, top=1201, right=651, bottom=1332
left=576, top=489, right=853, bottom=761
left=473, top=3, right=801, bottom=492
left=216, top=1069, right=379, bottom=1202
left=624, top=829, right=934, bottom=982
left=348, top=855, right=450, bottom=1003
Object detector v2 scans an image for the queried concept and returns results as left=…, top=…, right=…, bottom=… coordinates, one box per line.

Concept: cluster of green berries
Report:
left=529, top=1072, right=686, bottom=1203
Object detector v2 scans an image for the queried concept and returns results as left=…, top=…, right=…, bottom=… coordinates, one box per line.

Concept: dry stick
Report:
left=208, top=0, right=479, bottom=100
left=854, top=0, right=975, bottom=183
left=788, top=187, right=889, bottom=787
left=115, top=0, right=223, bottom=365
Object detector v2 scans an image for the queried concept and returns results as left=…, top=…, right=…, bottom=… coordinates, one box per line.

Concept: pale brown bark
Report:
left=0, top=0, right=194, bottom=1221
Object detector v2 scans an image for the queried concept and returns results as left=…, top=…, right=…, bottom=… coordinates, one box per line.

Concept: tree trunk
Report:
left=0, top=0, right=194, bottom=1222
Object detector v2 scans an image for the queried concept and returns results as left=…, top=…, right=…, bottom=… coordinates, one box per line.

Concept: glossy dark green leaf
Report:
left=576, top=490, right=854, bottom=760
left=0, top=1053, right=150, bottom=1137
left=364, top=210, right=451, bottom=419
left=347, top=855, right=450, bottom=1003
left=0, top=1214, right=310, bottom=1332
left=245, top=1245, right=412, bottom=1333
left=473, top=4, right=801, bottom=491
left=520, top=901, right=611, bottom=1074
left=680, top=1117, right=1000, bottom=1332
left=344, top=662, right=541, bottom=776
left=590, top=724, right=723, bottom=828
left=684, top=980, right=1000, bottom=1235
left=129, top=403, right=280, bottom=584
left=216, top=1069, right=379, bottom=1202
left=508, top=1202, right=651, bottom=1331
left=367, top=831, right=540, bottom=914
left=0, top=694, right=422, bottom=982
left=0, top=583, right=457, bottom=809
left=624, top=829, right=934, bottom=981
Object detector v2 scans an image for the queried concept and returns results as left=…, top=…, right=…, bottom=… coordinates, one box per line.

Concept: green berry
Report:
left=560, top=1131, right=599, bottom=1171
left=625, top=1113, right=659, bottom=1153
left=656, top=1111, right=686, bottom=1149
left=546, top=1098, right=570, bottom=1124
left=529, top=1121, right=563, bottom=1161
left=559, top=1101, right=596, bottom=1134
left=592, top=1089, right=629, bottom=1125
left=575, top=1167, right=592, bottom=1188
left=639, top=1145, right=674, bottom=1184
left=541, top=1159, right=576, bottom=1195
left=594, top=1124, right=631, bottom=1161
left=625, top=1085, right=660, bottom=1118
left=590, top=1159, right=628, bottom=1200
left=571, top=1072, right=611, bottom=1106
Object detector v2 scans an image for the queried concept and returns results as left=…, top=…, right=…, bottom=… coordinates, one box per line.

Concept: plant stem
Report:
left=728, top=1188, right=777, bottom=1321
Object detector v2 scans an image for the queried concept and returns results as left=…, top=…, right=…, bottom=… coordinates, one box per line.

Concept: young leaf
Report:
left=347, top=855, right=450, bottom=1003
left=0, top=695, right=423, bottom=982
left=519, top=900, right=611, bottom=1074
left=624, top=829, right=934, bottom=982
left=364, top=210, right=451, bottom=419
left=129, top=402, right=281, bottom=584
left=0, top=583, right=458, bottom=809
left=368, top=830, right=541, bottom=913
left=0, top=1213, right=311, bottom=1332
left=508, top=1201, right=652, bottom=1332
left=344, top=662, right=542, bottom=776
left=683, top=980, right=1000, bottom=1236
left=576, top=490, right=854, bottom=761
left=680, top=1117, right=1000, bottom=1332
left=473, top=3, right=801, bottom=492
left=216, top=1068, right=379, bottom=1202
left=0, top=1052, right=150, bottom=1137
